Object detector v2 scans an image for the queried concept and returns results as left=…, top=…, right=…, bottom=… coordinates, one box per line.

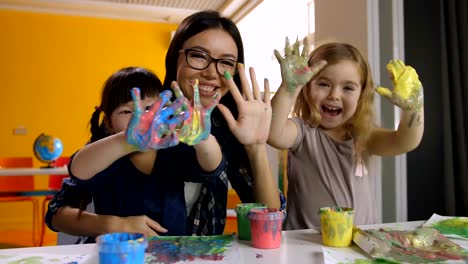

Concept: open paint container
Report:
left=248, top=208, right=285, bottom=249
left=96, top=232, right=148, bottom=264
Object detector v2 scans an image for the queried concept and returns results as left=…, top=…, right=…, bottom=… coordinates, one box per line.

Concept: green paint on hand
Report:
left=224, top=71, right=231, bottom=80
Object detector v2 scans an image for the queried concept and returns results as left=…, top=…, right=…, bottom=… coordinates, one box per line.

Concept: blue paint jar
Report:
left=96, top=232, right=148, bottom=264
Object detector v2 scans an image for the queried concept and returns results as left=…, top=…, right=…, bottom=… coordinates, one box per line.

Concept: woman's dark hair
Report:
left=163, top=10, right=245, bottom=119
left=89, top=67, right=163, bottom=142
left=163, top=11, right=252, bottom=198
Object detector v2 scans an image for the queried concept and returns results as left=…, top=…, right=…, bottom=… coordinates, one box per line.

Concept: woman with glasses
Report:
left=45, top=10, right=284, bottom=242
left=163, top=10, right=284, bottom=235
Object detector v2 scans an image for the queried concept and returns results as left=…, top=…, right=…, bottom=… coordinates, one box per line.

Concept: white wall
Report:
left=314, top=0, right=368, bottom=58
left=237, top=0, right=311, bottom=186
left=237, top=0, right=311, bottom=92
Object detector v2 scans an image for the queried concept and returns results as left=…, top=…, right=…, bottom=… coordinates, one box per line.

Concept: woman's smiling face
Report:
left=176, top=28, right=238, bottom=107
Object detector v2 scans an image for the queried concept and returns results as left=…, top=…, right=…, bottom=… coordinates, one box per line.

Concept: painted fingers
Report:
left=275, top=36, right=326, bottom=92
left=225, top=63, right=266, bottom=103
left=376, top=59, right=423, bottom=111
left=173, top=80, right=220, bottom=145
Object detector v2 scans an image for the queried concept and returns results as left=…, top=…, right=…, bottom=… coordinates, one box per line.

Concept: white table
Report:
left=0, top=167, right=68, bottom=176
left=0, top=221, right=432, bottom=264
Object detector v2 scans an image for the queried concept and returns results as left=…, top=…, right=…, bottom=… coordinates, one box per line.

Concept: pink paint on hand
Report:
left=293, top=67, right=312, bottom=75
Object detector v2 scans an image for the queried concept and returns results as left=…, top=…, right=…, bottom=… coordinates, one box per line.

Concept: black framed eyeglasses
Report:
left=179, top=48, right=238, bottom=76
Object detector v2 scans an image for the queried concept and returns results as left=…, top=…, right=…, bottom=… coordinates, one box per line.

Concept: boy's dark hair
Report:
left=89, top=67, right=163, bottom=142
left=163, top=10, right=245, bottom=119
left=76, top=67, right=163, bottom=217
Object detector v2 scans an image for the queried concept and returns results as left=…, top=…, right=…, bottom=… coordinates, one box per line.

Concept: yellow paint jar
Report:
left=319, top=207, right=354, bottom=247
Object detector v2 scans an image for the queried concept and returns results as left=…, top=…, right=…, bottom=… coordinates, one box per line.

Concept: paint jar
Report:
left=96, top=232, right=148, bottom=264
left=248, top=208, right=285, bottom=249
left=319, top=207, right=354, bottom=247
left=235, top=203, right=267, bottom=240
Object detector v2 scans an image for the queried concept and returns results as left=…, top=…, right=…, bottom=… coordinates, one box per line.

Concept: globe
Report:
left=33, top=133, right=64, bottom=167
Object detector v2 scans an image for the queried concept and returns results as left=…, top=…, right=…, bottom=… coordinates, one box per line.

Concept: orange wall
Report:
left=0, top=10, right=177, bottom=166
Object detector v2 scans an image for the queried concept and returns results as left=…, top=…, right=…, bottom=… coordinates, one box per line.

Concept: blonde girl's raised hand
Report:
left=274, top=36, right=327, bottom=93
left=217, top=64, right=272, bottom=145
left=268, top=38, right=326, bottom=150
left=376, top=59, right=424, bottom=111
left=368, top=60, right=424, bottom=156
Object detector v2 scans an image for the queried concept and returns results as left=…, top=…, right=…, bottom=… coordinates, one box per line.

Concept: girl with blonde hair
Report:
left=269, top=40, right=424, bottom=229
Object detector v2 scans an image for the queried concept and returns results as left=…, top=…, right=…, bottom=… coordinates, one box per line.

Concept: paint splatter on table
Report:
left=0, top=253, right=88, bottom=264
left=352, top=227, right=468, bottom=263
left=145, top=235, right=236, bottom=264
left=423, top=213, right=468, bottom=239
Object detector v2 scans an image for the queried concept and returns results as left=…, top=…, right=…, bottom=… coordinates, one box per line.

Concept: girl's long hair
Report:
left=294, top=42, right=375, bottom=162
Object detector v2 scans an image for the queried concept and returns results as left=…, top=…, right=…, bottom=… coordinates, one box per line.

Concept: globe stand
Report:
left=41, top=163, right=55, bottom=169
left=41, top=159, right=60, bottom=168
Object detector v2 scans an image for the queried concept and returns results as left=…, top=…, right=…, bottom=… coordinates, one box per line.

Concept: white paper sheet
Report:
left=322, top=246, right=371, bottom=264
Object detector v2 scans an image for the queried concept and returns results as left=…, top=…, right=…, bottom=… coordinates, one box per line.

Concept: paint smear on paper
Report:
left=338, top=259, right=398, bottom=264
left=432, top=218, right=468, bottom=239
left=0, top=254, right=88, bottom=264
left=323, top=247, right=398, bottom=264
left=145, top=235, right=234, bottom=264
left=353, top=227, right=468, bottom=263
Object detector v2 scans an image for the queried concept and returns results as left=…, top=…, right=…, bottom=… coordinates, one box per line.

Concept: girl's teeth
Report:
left=199, top=85, right=214, bottom=92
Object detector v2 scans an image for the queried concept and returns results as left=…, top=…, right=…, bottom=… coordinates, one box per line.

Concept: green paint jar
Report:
left=235, top=203, right=266, bottom=240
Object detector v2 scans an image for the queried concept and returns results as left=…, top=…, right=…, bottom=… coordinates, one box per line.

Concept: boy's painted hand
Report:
left=108, top=215, right=168, bottom=237
left=126, top=87, right=186, bottom=150
left=376, top=60, right=424, bottom=111
left=171, top=80, right=220, bottom=146
left=274, top=36, right=327, bottom=93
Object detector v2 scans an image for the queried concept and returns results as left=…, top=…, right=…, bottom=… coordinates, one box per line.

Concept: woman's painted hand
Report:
left=217, top=64, right=272, bottom=145
left=126, top=87, right=187, bottom=150
left=274, top=36, right=327, bottom=92
left=376, top=59, right=424, bottom=111
left=171, top=80, right=220, bottom=145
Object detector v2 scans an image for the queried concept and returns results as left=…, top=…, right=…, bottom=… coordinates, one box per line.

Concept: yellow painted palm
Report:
left=376, top=59, right=424, bottom=111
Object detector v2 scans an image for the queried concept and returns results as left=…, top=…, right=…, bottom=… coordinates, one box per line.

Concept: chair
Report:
left=39, top=156, right=70, bottom=246
left=0, top=157, right=40, bottom=246
left=46, top=157, right=70, bottom=194
left=224, top=189, right=242, bottom=234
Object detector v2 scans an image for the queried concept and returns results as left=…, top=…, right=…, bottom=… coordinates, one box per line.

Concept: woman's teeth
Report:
left=198, top=85, right=215, bottom=93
